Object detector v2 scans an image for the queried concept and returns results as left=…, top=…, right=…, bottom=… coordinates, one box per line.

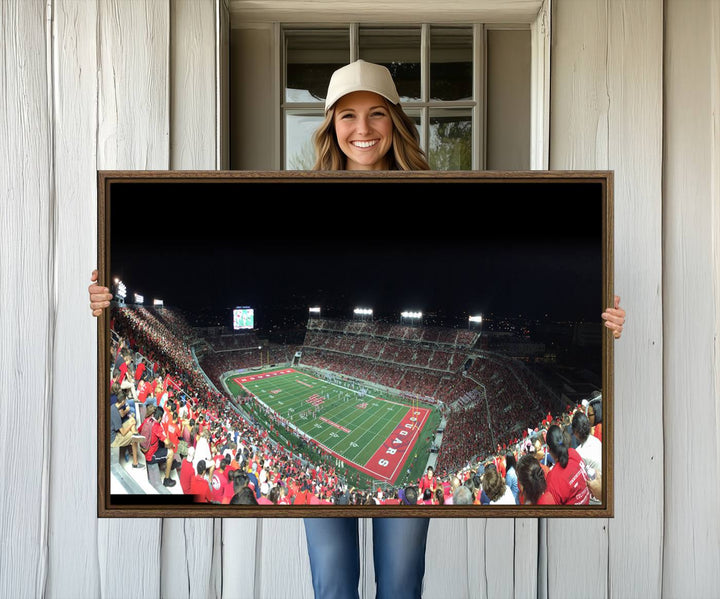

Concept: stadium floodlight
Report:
left=153, top=299, right=164, bottom=306
left=134, top=293, right=144, bottom=305
left=353, top=307, right=373, bottom=321
left=401, top=311, right=422, bottom=319
left=115, top=280, right=127, bottom=300
left=309, top=307, right=321, bottom=314
left=468, top=314, right=483, bottom=331
left=400, top=310, right=423, bottom=326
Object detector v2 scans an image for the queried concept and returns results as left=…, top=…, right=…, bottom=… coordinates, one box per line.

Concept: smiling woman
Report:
left=311, top=59, right=430, bottom=172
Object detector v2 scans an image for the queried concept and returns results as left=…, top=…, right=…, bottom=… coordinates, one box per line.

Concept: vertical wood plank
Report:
left=96, top=0, right=169, bottom=170
left=0, top=1, right=52, bottom=598
left=255, top=518, right=314, bottom=599
left=550, top=2, right=664, bottom=599
left=424, top=519, right=474, bottom=599
left=170, top=0, right=217, bottom=170
left=663, top=2, right=720, bottom=596
left=221, top=519, right=259, bottom=599
left=537, top=518, right=548, bottom=599
left=605, top=1, right=664, bottom=597
left=465, top=519, right=486, bottom=599
left=161, top=519, right=217, bottom=599
left=550, top=0, right=610, bottom=170
left=548, top=3, right=609, bottom=594
left=96, top=1, right=169, bottom=596
left=483, top=519, right=515, bottom=599
left=513, top=519, right=538, bottom=599
left=47, top=1, right=102, bottom=597
left=162, top=2, right=220, bottom=598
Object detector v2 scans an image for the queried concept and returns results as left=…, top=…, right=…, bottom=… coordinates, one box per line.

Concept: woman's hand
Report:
left=89, top=269, right=113, bottom=317
left=602, top=295, right=626, bottom=339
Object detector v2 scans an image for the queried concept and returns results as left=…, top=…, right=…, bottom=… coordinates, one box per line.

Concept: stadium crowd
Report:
left=197, top=342, right=297, bottom=387
left=109, top=306, right=603, bottom=507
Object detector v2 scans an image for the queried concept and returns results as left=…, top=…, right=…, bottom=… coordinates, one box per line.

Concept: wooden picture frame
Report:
left=98, top=170, right=613, bottom=518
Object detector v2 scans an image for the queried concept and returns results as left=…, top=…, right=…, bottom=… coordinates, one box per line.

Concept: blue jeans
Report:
left=303, top=517, right=430, bottom=599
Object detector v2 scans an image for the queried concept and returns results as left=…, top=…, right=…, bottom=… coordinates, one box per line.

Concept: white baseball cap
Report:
left=324, top=60, right=400, bottom=112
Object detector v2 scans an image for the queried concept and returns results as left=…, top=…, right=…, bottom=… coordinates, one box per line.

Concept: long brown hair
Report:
left=312, top=99, right=430, bottom=171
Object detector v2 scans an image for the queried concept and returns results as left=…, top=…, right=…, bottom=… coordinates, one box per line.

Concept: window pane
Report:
left=429, top=109, right=472, bottom=170
left=285, top=30, right=350, bottom=103
left=486, top=29, right=530, bottom=169
left=402, top=109, right=424, bottom=148
left=285, top=112, right=324, bottom=170
left=359, top=27, right=421, bottom=102
left=430, top=27, right=473, bottom=101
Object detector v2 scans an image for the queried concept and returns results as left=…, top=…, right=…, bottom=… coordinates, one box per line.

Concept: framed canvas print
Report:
left=97, top=170, right=614, bottom=518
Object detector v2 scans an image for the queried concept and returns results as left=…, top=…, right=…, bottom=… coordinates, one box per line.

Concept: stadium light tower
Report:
left=114, top=280, right=126, bottom=299
left=309, top=306, right=321, bottom=318
left=353, top=307, right=373, bottom=322
left=153, top=299, right=164, bottom=307
left=469, top=314, right=483, bottom=331
left=134, top=293, right=144, bottom=305
left=112, top=279, right=127, bottom=307
left=400, top=310, right=423, bottom=325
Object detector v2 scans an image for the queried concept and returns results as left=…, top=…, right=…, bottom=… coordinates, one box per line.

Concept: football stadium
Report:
left=106, top=180, right=605, bottom=507
left=108, top=298, right=604, bottom=506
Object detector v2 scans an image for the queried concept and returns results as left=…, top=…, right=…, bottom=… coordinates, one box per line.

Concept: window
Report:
left=281, top=24, right=529, bottom=171
left=228, top=22, right=533, bottom=171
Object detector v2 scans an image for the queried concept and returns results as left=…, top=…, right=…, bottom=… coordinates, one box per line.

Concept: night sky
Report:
left=106, top=176, right=607, bottom=329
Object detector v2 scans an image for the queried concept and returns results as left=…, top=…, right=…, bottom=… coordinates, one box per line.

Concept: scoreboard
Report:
left=233, top=307, right=254, bottom=330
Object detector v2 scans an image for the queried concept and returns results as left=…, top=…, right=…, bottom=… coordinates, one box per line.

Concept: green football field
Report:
left=226, top=368, right=435, bottom=484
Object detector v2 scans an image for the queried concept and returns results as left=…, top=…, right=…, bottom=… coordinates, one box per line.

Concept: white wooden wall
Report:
left=1, top=1, right=718, bottom=598
left=663, top=1, right=720, bottom=596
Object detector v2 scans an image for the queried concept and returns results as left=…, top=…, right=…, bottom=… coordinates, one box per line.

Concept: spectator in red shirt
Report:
left=292, top=479, right=315, bottom=505
left=140, top=404, right=177, bottom=488
left=418, top=465, right=437, bottom=497
left=189, top=459, right=214, bottom=503
left=136, top=379, right=151, bottom=405
left=179, top=446, right=196, bottom=495
left=162, top=406, right=181, bottom=466
left=544, top=425, right=590, bottom=505
left=134, top=360, right=146, bottom=382
left=516, top=454, right=555, bottom=505
left=221, top=469, right=239, bottom=504
left=210, top=457, right=232, bottom=504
